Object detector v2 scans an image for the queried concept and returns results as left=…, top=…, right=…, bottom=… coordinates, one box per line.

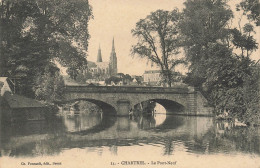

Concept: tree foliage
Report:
left=206, top=56, right=260, bottom=124
left=34, top=63, right=65, bottom=102
left=180, top=0, right=259, bottom=124
left=180, top=0, right=233, bottom=72
left=105, top=76, right=121, bottom=85
left=231, top=26, right=258, bottom=57
left=236, top=0, right=260, bottom=26
left=131, top=9, right=186, bottom=87
left=0, top=0, right=92, bottom=100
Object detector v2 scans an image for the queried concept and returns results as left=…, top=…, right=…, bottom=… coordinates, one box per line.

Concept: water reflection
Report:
left=131, top=102, right=167, bottom=130
left=62, top=113, right=117, bottom=135
left=0, top=108, right=259, bottom=159
left=153, top=104, right=167, bottom=126
left=63, top=114, right=102, bottom=133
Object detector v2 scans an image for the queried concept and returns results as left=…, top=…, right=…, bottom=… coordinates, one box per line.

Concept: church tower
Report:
left=109, top=38, right=117, bottom=76
left=97, top=44, right=102, bottom=62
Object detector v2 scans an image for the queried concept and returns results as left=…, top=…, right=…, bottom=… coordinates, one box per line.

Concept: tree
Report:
left=75, top=72, right=87, bottom=84
left=131, top=9, right=185, bottom=87
left=180, top=0, right=260, bottom=124
left=205, top=56, right=260, bottom=123
left=231, top=26, right=258, bottom=57
left=117, top=73, right=125, bottom=79
left=180, top=0, right=233, bottom=88
left=34, top=63, right=65, bottom=102
left=0, top=0, right=92, bottom=100
left=123, top=74, right=133, bottom=85
left=232, top=0, right=259, bottom=58
left=105, top=76, right=121, bottom=85
left=236, top=0, right=260, bottom=26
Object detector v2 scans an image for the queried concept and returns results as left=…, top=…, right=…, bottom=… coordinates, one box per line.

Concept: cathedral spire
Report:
left=97, top=44, right=102, bottom=62
left=109, top=37, right=117, bottom=76
left=112, top=37, right=115, bottom=52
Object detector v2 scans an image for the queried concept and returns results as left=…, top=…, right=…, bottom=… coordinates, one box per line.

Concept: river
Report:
left=0, top=103, right=260, bottom=168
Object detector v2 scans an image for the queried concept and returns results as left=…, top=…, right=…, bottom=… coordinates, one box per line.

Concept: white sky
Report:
left=87, top=0, right=260, bottom=76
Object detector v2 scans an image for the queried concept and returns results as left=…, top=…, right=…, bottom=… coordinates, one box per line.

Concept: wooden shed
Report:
left=2, top=92, right=47, bottom=122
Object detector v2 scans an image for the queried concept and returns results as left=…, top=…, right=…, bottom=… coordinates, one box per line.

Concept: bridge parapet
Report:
left=64, top=85, right=190, bottom=94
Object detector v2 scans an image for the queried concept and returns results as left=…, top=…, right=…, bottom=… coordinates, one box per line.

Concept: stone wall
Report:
left=64, top=90, right=212, bottom=116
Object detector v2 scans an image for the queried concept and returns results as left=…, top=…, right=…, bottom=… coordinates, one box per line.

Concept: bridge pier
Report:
left=117, top=117, right=130, bottom=131
left=117, top=100, right=130, bottom=116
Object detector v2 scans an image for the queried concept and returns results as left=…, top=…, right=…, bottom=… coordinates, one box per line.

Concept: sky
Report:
left=87, top=0, right=260, bottom=76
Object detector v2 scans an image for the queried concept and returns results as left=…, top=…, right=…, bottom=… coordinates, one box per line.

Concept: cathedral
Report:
left=88, top=38, right=118, bottom=80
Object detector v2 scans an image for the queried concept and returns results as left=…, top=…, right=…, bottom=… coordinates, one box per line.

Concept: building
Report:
left=0, top=77, right=48, bottom=122
left=88, top=38, right=118, bottom=80
left=2, top=92, right=47, bottom=122
left=143, top=70, right=162, bottom=85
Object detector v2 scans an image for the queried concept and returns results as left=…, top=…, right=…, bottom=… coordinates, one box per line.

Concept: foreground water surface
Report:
left=0, top=106, right=260, bottom=168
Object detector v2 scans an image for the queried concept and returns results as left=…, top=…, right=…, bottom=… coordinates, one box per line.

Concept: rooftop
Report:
left=3, top=92, right=45, bottom=109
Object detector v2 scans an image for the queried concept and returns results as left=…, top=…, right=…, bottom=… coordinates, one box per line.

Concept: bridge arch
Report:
left=61, top=98, right=117, bottom=115
left=153, top=99, right=185, bottom=113
left=131, top=99, right=185, bottom=114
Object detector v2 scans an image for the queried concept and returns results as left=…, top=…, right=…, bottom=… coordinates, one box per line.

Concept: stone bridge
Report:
left=62, top=85, right=212, bottom=116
